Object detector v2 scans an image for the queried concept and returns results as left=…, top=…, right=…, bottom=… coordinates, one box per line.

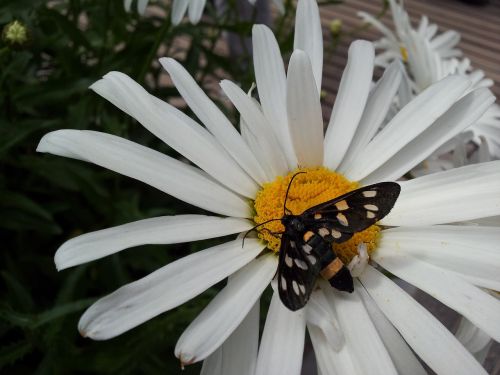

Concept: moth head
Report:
left=282, top=215, right=305, bottom=232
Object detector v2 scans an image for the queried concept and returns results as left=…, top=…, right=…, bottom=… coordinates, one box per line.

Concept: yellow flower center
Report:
left=400, top=45, right=409, bottom=63
left=253, top=167, right=380, bottom=264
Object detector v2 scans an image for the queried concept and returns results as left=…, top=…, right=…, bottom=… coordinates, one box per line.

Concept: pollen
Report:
left=400, top=45, right=409, bottom=63
left=253, top=167, right=380, bottom=263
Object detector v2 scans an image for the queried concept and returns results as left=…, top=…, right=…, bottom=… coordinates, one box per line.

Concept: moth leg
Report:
left=347, top=242, right=369, bottom=277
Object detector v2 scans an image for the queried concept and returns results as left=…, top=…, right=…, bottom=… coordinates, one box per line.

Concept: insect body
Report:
left=278, top=181, right=401, bottom=311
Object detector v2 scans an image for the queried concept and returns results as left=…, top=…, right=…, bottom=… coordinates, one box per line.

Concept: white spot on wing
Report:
left=332, top=230, right=342, bottom=239
left=307, top=255, right=317, bottom=265
left=337, top=213, right=349, bottom=226
left=318, top=227, right=330, bottom=237
left=363, top=190, right=377, bottom=198
left=364, top=204, right=379, bottom=211
left=366, top=211, right=376, bottom=219
left=281, top=276, right=287, bottom=290
left=302, top=244, right=313, bottom=254
left=290, top=241, right=296, bottom=248
left=285, top=254, right=293, bottom=267
left=299, top=284, right=306, bottom=294
left=295, top=259, right=308, bottom=270
left=314, top=213, right=322, bottom=219
left=292, top=280, right=300, bottom=295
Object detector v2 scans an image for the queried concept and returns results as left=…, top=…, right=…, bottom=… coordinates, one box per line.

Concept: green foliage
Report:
left=0, top=0, right=344, bottom=373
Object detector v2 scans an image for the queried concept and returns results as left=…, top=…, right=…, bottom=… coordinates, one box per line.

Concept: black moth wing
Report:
left=302, top=182, right=401, bottom=243
left=277, top=232, right=326, bottom=311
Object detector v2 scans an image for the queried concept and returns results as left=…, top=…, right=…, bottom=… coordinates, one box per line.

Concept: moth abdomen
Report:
left=319, top=251, right=354, bottom=293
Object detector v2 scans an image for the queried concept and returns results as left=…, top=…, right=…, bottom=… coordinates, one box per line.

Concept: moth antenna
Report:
left=242, top=218, right=282, bottom=247
left=283, top=171, right=307, bottom=216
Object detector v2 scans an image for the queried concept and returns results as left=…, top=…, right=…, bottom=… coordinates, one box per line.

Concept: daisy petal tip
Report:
left=351, top=39, right=374, bottom=51
left=78, top=326, right=88, bottom=338
left=36, top=132, right=56, bottom=153
left=290, top=48, right=308, bottom=61
left=158, top=57, right=176, bottom=71
left=218, top=79, right=232, bottom=90
left=177, top=352, right=196, bottom=369
left=88, top=78, right=108, bottom=93
left=77, top=319, right=97, bottom=339
left=53, top=248, right=71, bottom=271
left=252, top=23, right=270, bottom=36
left=53, top=258, right=65, bottom=272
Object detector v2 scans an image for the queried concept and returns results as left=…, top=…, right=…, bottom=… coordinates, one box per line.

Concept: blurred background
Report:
left=0, top=0, right=499, bottom=374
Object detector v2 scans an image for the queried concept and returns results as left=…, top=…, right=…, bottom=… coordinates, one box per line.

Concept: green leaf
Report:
left=1, top=271, right=34, bottom=311
left=34, top=298, right=94, bottom=328
left=0, top=190, right=53, bottom=220
left=0, top=119, right=57, bottom=155
left=0, top=190, right=61, bottom=233
left=0, top=299, right=94, bottom=330
left=0, top=341, right=33, bottom=370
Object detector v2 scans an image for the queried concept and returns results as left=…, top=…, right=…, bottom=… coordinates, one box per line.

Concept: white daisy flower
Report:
left=358, top=0, right=461, bottom=72
left=38, top=0, right=500, bottom=373
left=171, top=0, right=285, bottom=25
left=360, top=0, right=500, bottom=160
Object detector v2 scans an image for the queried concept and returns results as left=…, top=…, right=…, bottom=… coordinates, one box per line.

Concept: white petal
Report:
left=220, top=80, right=288, bottom=178
left=372, top=251, right=500, bottom=342
left=306, top=289, right=344, bottom=351
left=78, top=238, right=265, bottom=340
left=124, top=0, right=133, bottom=12
left=240, top=117, right=274, bottom=178
left=357, top=283, right=427, bottom=375
left=176, top=254, right=277, bottom=363
left=286, top=50, right=324, bottom=167
left=339, top=61, right=402, bottom=174
left=255, top=291, right=306, bottom=375
left=324, top=40, right=374, bottom=169
left=137, top=0, right=148, bottom=14
left=37, top=130, right=251, bottom=218
left=308, top=324, right=358, bottom=375
left=357, top=11, right=398, bottom=43
left=382, top=160, right=500, bottom=226
left=91, top=72, right=259, bottom=198
left=397, top=68, right=413, bottom=107
left=160, top=58, right=267, bottom=184
left=361, top=88, right=495, bottom=184
left=346, top=75, right=471, bottom=181
left=201, top=301, right=259, bottom=375
left=379, top=226, right=500, bottom=290
left=360, top=265, right=487, bottom=375
left=321, top=280, right=397, bottom=375
left=171, top=0, right=188, bottom=25
left=252, top=25, right=297, bottom=169
left=55, top=215, right=252, bottom=270
left=294, top=0, right=323, bottom=93
left=188, top=0, right=206, bottom=24
left=431, top=30, right=461, bottom=54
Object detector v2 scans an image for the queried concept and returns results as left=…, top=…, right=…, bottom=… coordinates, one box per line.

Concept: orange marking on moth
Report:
left=320, top=258, right=344, bottom=280
left=303, top=230, right=314, bottom=242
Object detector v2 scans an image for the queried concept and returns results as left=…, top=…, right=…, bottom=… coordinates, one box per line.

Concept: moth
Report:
left=276, top=173, right=401, bottom=311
